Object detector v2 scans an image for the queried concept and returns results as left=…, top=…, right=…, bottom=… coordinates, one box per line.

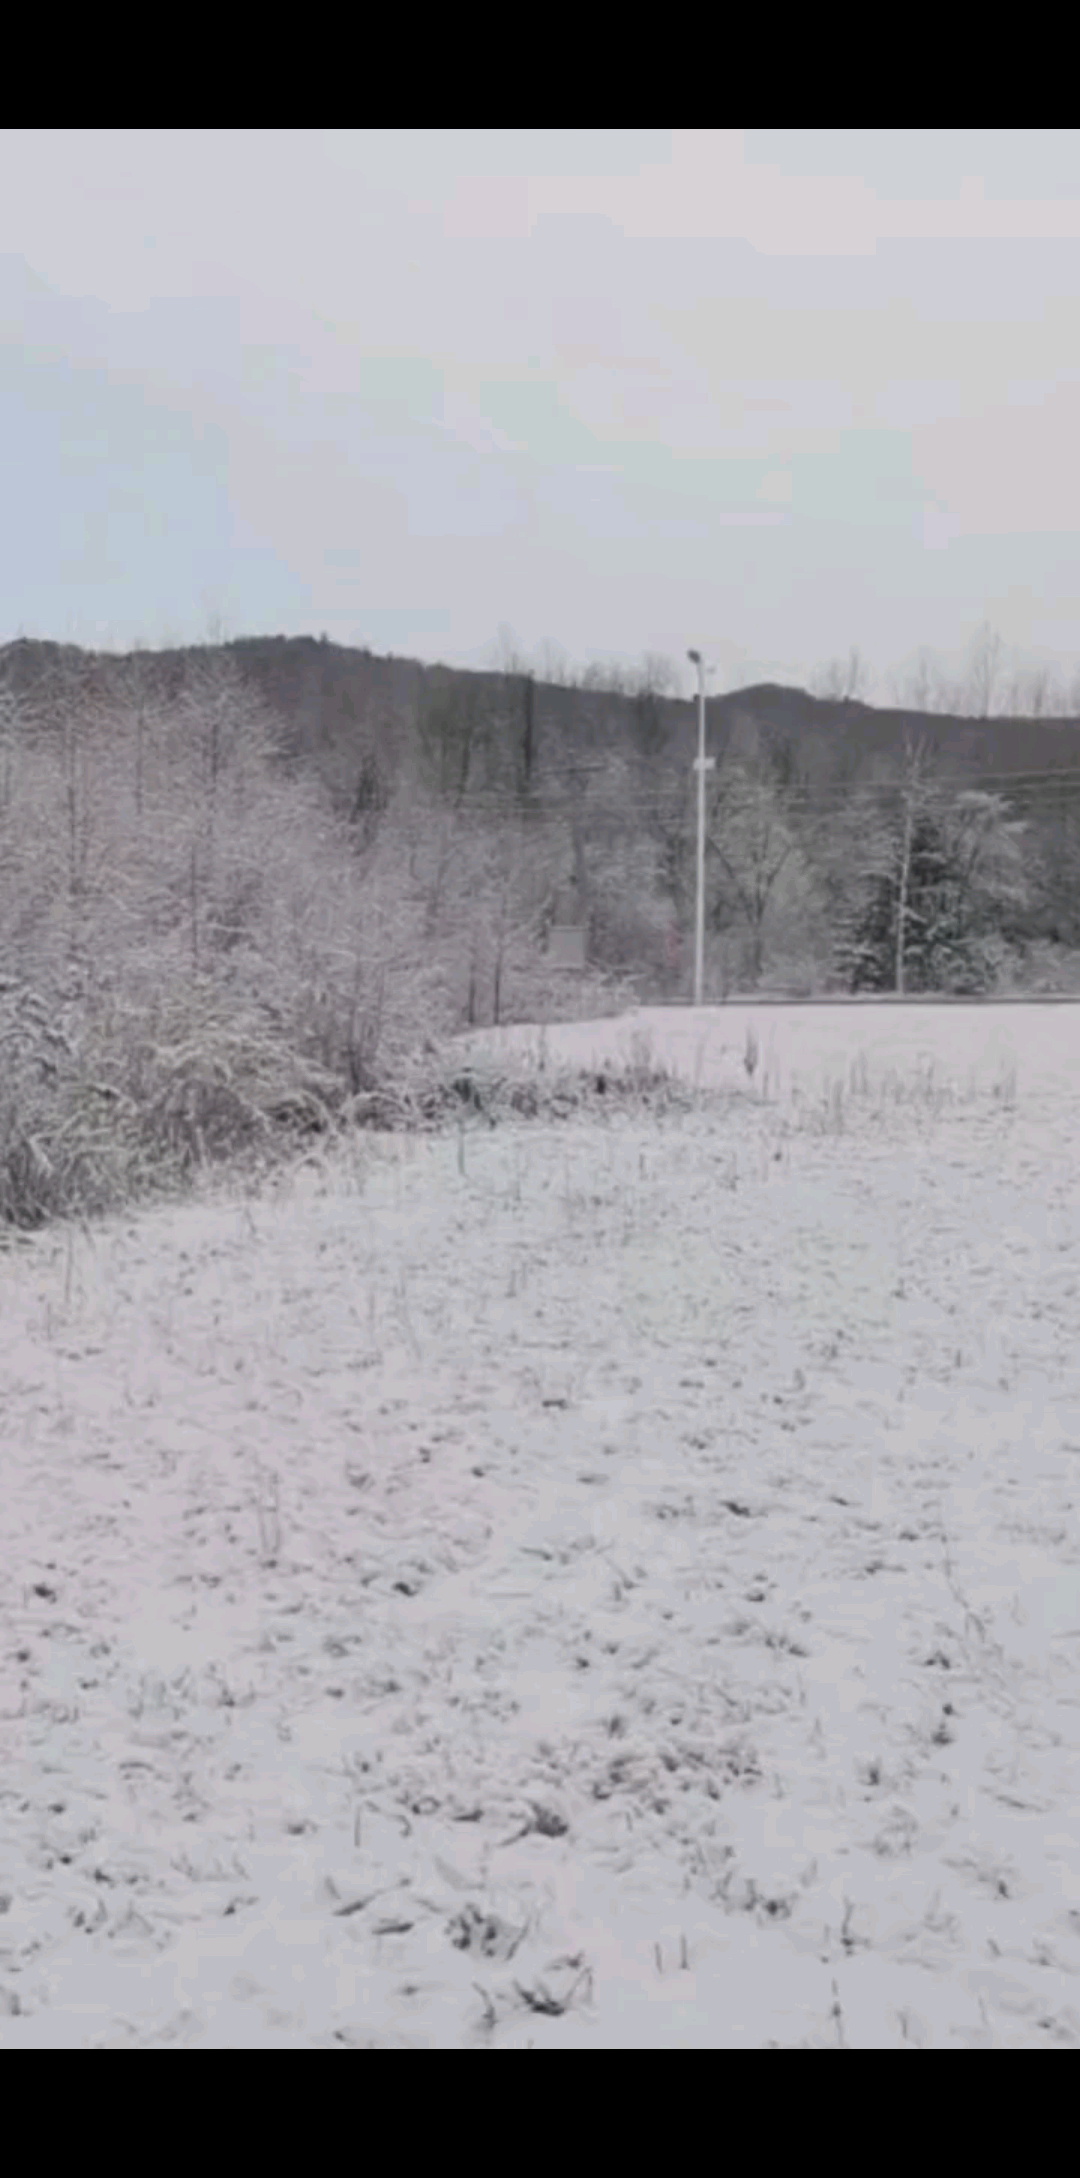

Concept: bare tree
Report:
left=416, top=675, right=496, bottom=809
left=946, top=787, right=1028, bottom=908
left=536, top=639, right=574, bottom=689
left=1006, top=663, right=1061, bottom=718
left=579, top=659, right=628, bottom=695
left=966, top=621, right=1004, bottom=719
left=494, top=625, right=528, bottom=676
left=895, top=649, right=937, bottom=713
left=627, top=652, right=678, bottom=762
left=488, top=632, right=538, bottom=800
left=471, top=814, right=561, bottom=1025
left=706, top=744, right=809, bottom=985
left=637, top=652, right=679, bottom=697
left=813, top=646, right=868, bottom=703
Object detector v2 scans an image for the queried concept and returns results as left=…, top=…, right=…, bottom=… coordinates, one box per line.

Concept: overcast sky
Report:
left=2, top=129, right=1078, bottom=701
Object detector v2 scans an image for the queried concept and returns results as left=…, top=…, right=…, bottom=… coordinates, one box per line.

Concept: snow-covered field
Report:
left=2, top=1003, right=1079, bottom=2048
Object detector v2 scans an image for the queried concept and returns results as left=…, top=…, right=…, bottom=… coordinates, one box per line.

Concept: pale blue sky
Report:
left=2, top=129, right=1079, bottom=700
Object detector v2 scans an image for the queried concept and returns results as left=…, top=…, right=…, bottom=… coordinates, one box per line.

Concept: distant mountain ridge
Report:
left=3, top=635, right=1079, bottom=807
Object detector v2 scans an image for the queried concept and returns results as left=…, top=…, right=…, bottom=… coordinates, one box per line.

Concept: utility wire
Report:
left=420, top=768, right=1080, bottom=823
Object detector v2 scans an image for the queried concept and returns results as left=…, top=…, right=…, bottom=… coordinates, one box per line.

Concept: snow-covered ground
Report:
left=1, top=1004, right=1079, bottom=2047
left=457, top=998, right=1054, bottom=1102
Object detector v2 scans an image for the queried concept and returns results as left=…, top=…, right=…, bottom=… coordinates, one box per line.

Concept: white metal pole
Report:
left=688, top=649, right=714, bottom=1006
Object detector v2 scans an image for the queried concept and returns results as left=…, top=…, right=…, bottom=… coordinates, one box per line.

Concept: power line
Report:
left=426, top=767, right=1080, bottom=823
left=542, top=758, right=1080, bottom=793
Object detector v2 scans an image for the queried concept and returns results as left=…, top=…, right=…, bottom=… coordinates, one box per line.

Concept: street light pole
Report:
left=687, top=649, right=715, bottom=1006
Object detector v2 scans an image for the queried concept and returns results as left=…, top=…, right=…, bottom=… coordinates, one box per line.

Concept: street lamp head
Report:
left=687, top=648, right=701, bottom=665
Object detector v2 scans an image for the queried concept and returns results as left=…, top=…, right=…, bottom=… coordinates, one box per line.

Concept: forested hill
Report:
left=3, top=634, right=1080, bottom=822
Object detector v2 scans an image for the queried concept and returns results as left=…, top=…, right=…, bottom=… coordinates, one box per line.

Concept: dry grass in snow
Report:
left=1, top=1003, right=1079, bottom=2047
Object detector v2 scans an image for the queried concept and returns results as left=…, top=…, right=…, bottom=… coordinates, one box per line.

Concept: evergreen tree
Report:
left=837, top=796, right=1018, bottom=994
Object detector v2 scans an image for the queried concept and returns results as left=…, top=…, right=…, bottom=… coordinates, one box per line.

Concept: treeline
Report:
left=5, top=628, right=1080, bottom=1029
left=2, top=622, right=1080, bottom=1223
